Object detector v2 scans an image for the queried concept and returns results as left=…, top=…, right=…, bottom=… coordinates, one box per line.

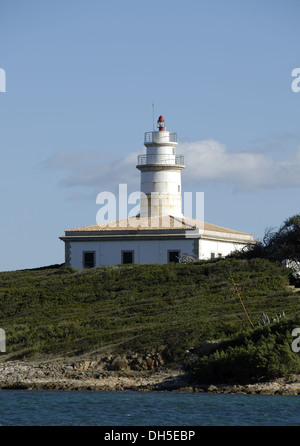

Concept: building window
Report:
left=168, top=250, right=180, bottom=263
left=178, top=185, right=181, bottom=193
left=210, top=252, right=216, bottom=259
left=83, top=251, right=95, bottom=268
left=218, top=253, right=222, bottom=258
left=122, top=250, right=134, bottom=264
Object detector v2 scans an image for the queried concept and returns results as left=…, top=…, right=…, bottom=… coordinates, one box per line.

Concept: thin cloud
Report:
left=181, top=140, right=300, bottom=192
left=44, top=149, right=141, bottom=198
left=45, top=140, right=300, bottom=198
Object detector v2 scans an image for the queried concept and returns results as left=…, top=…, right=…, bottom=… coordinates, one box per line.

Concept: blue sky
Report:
left=0, top=0, right=300, bottom=271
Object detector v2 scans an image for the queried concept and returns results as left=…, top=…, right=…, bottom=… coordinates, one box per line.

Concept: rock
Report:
left=3, top=356, right=300, bottom=394
left=75, top=360, right=90, bottom=371
left=174, top=386, right=194, bottom=392
left=107, top=356, right=129, bottom=371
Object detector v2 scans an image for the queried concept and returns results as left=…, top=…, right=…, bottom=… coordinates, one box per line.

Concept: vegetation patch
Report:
left=0, top=257, right=299, bottom=374
left=191, top=318, right=300, bottom=384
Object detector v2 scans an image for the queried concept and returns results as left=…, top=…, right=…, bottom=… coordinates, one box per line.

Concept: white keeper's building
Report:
left=60, top=116, right=254, bottom=268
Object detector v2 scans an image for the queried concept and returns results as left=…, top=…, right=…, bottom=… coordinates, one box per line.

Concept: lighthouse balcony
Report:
left=137, top=154, right=184, bottom=166
left=144, top=132, right=177, bottom=144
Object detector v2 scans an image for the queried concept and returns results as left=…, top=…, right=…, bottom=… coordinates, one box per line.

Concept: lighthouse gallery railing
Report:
left=144, top=132, right=177, bottom=144
left=137, top=154, right=184, bottom=166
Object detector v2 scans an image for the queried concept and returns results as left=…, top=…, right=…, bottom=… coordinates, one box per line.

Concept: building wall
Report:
left=199, top=238, right=246, bottom=260
left=68, top=238, right=196, bottom=268
left=67, top=236, right=249, bottom=269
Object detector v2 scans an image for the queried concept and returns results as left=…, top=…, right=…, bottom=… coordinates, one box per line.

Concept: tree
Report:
left=229, top=214, right=300, bottom=281
left=263, top=214, right=300, bottom=264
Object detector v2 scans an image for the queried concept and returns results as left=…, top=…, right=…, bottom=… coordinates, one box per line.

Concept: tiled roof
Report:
left=65, top=215, right=252, bottom=236
left=66, top=216, right=193, bottom=232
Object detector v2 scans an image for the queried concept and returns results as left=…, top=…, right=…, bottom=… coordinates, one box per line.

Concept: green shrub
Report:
left=192, top=319, right=300, bottom=383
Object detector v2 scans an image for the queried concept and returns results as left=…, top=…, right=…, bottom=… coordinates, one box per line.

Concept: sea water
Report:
left=0, top=390, right=299, bottom=426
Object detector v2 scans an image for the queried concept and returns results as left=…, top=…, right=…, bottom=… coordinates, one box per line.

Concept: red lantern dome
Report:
left=157, top=115, right=165, bottom=131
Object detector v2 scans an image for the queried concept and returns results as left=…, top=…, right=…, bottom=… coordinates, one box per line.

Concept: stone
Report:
left=107, top=356, right=129, bottom=371
left=207, top=385, right=218, bottom=392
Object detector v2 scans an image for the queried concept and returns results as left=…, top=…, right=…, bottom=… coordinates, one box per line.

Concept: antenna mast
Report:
left=152, top=101, right=155, bottom=131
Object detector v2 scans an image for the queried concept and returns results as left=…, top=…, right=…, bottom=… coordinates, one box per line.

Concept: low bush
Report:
left=192, top=318, right=300, bottom=383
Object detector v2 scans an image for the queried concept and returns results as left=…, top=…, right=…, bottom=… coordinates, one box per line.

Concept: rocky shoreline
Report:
left=1, top=354, right=300, bottom=395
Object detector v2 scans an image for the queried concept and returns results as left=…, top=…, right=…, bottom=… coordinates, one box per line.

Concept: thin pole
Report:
left=229, top=272, right=255, bottom=329
left=152, top=101, right=155, bottom=131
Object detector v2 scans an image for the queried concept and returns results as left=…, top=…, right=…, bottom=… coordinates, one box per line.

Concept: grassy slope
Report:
left=0, top=258, right=299, bottom=362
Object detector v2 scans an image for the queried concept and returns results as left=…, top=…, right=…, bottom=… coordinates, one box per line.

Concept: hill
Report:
left=1, top=257, right=300, bottom=371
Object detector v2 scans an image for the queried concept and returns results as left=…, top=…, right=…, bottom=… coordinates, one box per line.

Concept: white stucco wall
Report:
left=199, top=238, right=246, bottom=260
left=66, top=234, right=250, bottom=268
left=69, top=238, right=196, bottom=268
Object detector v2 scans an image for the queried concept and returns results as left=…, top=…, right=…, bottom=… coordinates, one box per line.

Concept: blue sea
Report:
left=0, top=390, right=300, bottom=426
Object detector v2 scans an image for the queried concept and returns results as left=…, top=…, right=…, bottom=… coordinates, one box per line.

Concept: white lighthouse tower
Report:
left=136, top=115, right=185, bottom=218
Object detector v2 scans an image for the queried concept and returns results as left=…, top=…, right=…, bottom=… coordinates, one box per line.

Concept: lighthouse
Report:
left=136, top=115, right=185, bottom=218
left=60, top=113, right=254, bottom=268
